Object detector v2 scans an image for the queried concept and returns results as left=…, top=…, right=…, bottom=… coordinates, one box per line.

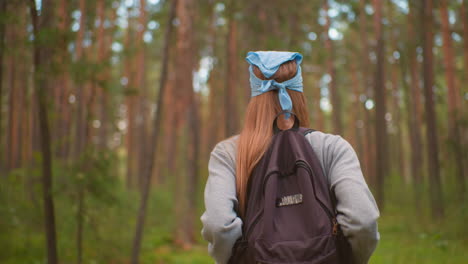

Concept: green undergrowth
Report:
left=1, top=163, right=466, bottom=263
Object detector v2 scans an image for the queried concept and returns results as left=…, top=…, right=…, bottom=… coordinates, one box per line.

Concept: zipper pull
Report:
left=332, top=218, right=338, bottom=235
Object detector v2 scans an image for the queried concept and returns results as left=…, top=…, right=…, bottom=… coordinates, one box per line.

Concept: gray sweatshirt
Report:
left=200, top=131, right=380, bottom=264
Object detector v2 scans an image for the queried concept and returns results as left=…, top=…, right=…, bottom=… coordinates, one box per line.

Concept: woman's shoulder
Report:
left=209, top=130, right=353, bottom=166
left=305, top=129, right=355, bottom=162
left=305, top=129, right=346, bottom=148
left=210, top=135, right=240, bottom=164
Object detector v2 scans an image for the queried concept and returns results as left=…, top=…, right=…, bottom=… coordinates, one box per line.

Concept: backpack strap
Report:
left=298, top=127, right=316, bottom=136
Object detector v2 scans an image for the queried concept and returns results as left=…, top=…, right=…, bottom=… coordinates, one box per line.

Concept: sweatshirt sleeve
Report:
left=325, top=135, right=380, bottom=264
left=200, top=142, right=243, bottom=264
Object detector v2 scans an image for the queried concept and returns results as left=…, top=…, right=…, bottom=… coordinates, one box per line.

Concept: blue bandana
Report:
left=246, top=51, right=304, bottom=112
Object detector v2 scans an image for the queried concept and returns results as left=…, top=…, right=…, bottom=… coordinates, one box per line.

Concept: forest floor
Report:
left=1, top=167, right=467, bottom=264
left=151, top=203, right=468, bottom=264
left=150, top=174, right=468, bottom=264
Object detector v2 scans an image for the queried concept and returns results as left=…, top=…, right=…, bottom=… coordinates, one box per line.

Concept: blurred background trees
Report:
left=0, top=0, right=467, bottom=263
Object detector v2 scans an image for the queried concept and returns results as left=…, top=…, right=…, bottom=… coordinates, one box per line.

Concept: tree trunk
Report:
left=406, top=1, right=424, bottom=210
left=372, top=0, right=387, bottom=209
left=130, top=0, right=177, bottom=263
left=29, top=0, right=58, bottom=263
left=96, top=0, right=106, bottom=149
left=421, top=0, right=444, bottom=219
left=225, top=0, right=239, bottom=137
left=313, top=73, right=324, bottom=131
left=173, top=0, right=197, bottom=246
left=324, top=1, right=342, bottom=135
left=7, top=55, right=18, bottom=170
left=136, top=0, right=148, bottom=190
left=206, top=2, right=223, bottom=154
left=387, top=2, right=405, bottom=181
left=461, top=0, right=468, bottom=183
left=73, top=0, right=87, bottom=159
left=358, top=0, right=374, bottom=183
left=125, top=8, right=137, bottom=189
left=0, top=0, right=6, bottom=171
left=186, top=96, right=200, bottom=243
left=350, top=63, right=362, bottom=154
left=56, top=0, right=71, bottom=159
left=462, top=1, right=468, bottom=76
left=440, top=0, right=465, bottom=196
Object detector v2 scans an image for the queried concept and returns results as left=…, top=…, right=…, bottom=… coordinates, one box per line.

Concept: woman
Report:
left=201, top=51, right=380, bottom=264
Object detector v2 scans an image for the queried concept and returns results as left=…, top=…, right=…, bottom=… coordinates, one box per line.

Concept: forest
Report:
left=0, top=0, right=467, bottom=263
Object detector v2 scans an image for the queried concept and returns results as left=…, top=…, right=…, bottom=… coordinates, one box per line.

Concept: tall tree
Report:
left=95, top=0, right=108, bottom=150
left=462, top=1, right=468, bottom=75
left=387, top=2, right=405, bottom=181
left=0, top=0, right=6, bottom=170
left=29, top=0, right=58, bottom=263
left=421, top=0, right=444, bottom=219
left=6, top=16, right=19, bottom=170
left=131, top=0, right=177, bottom=263
left=358, top=0, right=375, bottom=183
left=225, top=0, right=239, bottom=137
left=55, top=0, right=71, bottom=158
left=173, top=0, right=197, bottom=245
left=372, top=0, right=387, bottom=208
left=323, top=1, right=342, bottom=135
left=73, top=0, right=87, bottom=159
left=440, top=0, right=465, bottom=196
left=125, top=4, right=138, bottom=189
left=136, top=0, right=149, bottom=189
left=406, top=1, right=424, bottom=210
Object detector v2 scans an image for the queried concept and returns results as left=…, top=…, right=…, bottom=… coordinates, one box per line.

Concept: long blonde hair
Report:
left=236, top=60, right=310, bottom=217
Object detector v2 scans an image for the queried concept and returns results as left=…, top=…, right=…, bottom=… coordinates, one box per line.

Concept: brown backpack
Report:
left=229, top=111, right=353, bottom=264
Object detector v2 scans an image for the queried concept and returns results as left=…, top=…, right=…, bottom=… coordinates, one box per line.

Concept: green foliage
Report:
left=2, top=165, right=466, bottom=263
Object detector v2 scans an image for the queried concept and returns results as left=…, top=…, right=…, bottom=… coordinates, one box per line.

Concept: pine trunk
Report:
left=421, top=0, right=444, bottom=219
left=73, top=0, right=87, bottom=159
left=359, top=0, right=375, bottom=183
left=372, top=0, right=387, bottom=209
left=440, top=0, right=465, bottom=196
left=130, top=0, right=177, bottom=263
left=407, top=1, right=424, bottom=209
left=30, top=0, right=59, bottom=263
left=324, top=1, right=342, bottom=135
left=0, top=0, right=6, bottom=170
left=225, top=0, right=239, bottom=137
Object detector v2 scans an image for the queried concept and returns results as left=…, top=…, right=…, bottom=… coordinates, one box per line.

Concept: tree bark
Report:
left=73, top=0, right=87, bottom=159
left=358, top=0, right=374, bottom=183
left=372, top=0, right=387, bottom=209
left=0, top=0, right=6, bottom=170
left=462, top=1, right=468, bottom=76
left=440, top=0, right=465, bottom=196
left=130, top=0, right=177, bottom=263
left=313, top=73, right=324, bottom=131
left=125, top=7, right=137, bottom=189
left=29, top=0, right=59, bottom=263
left=387, top=2, right=405, bottom=182
left=136, top=0, right=148, bottom=190
left=406, top=1, right=424, bottom=209
left=225, top=0, right=239, bottom=137
left=206, top=5, right=224, bottom=153
left=349, top=63, right=362, bottom=154
left=7, top=53, right=18, bottom=170
left=173, top=0, right=197, bottom=246
left=96, top=0, right=107, bottom=149
left=324, top=1, right=342, bottom=135
left=56, top=0, right=71, bottom=159
left=421, top=0, right=444, bottom=219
